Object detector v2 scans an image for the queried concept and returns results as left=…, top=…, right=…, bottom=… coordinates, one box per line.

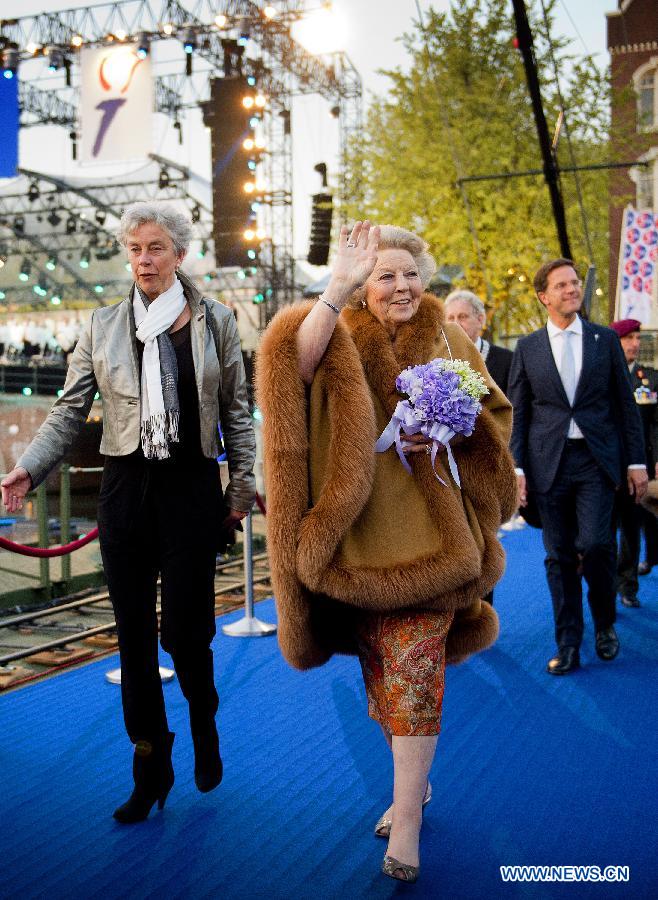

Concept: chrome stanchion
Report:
left=222, top=511, right=276, bottom=637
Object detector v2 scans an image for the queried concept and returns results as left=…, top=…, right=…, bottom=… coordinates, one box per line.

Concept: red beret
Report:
left=611, top=318, right=642, bottom=338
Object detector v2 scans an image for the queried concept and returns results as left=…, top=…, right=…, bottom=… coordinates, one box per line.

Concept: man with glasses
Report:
left=509, top=258, right=647, bottom=675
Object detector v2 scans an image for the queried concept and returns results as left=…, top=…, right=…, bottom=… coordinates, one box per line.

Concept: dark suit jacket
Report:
left=629, top=362, right=658, bottom=471
left=509, top=319, right=645, bottom=493
left=485, top=343, right=513, bottom=394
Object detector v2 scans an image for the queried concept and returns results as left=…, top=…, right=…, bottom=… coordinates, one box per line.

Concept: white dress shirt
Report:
left=546, top=316, right=584, bottom=439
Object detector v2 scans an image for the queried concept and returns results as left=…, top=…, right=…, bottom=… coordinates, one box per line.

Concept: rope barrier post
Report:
left=36, top=481, right=51, bottom=597
left=59, top=464, right=71, bottom=583
left=222, top=511, right=276, bottom=638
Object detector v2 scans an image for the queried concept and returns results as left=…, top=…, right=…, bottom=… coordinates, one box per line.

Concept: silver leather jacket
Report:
left=17, top=271, right=256, bottom=512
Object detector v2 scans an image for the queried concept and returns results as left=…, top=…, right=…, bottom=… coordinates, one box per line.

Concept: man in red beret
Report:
left=611, top=318, right=658, bottom=606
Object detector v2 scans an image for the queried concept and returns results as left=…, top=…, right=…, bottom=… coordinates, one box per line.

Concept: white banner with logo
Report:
left=80, top=44, right=153, bottom=163
left=615, top=205, right=658, bottom=326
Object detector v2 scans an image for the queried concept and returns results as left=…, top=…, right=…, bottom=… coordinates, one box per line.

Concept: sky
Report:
left=2, top=0, right=618, bottom=271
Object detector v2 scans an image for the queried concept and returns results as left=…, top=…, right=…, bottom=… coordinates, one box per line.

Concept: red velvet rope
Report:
left=0, top=489, right=266, bottom=558
left=0, top=528, right=99, bottom=558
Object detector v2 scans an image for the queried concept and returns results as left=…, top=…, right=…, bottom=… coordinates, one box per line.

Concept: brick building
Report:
left=607, top=0, right=658, bottom=326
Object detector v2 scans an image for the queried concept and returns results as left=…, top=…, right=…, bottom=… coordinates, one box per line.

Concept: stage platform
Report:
left=1, top=525, right=656, bottom=899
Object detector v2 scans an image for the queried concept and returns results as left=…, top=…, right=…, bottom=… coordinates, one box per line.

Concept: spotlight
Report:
left=136, top=32, right=150, bottom=59
left=95, top=209, right=107, bottom=226
left=243, top=182, right=256, bottom=194
left=162, top=22, right=174, bottom=36
left=0, top=291, right=5, bottom=300
left=264, top=6, right=278, bottom=20
left=79, top=249, right=90, bottom=269
left=47, top=209, right=62, bottom=227
left=46, top=46, right=64, bottom=71
left=94, top=284, right=104, bottom=294
left=115, top=29, right=127, bottom=41
left=247, top=249, right=257, bottom=260
left=46, top=254, right=57, bottom=270
left=237, top=18, right=250, bottom=45
left=19, top=258, right=31, bottom=281
left=2, top=48, right=19, bottom=79
left=50, top=295, right=61, bottom=305
left=244, top=229, right=255, bottom=241
left=215, top=15, right=227, bottom=28
left=71, top=35, right=83, bottom=48
left=27, top=181, right=40, bottom=202
left=243, top=138, right=255, bottom=151
left=158, top=167, right=170, bottom=190
left=254, top=94, right=267, bottom=108
left=14, top=215, right=25, bottom=235
left=183, top=27, right=197, bottom=53
left=242, top=95, right=255, bottom=109
left=66, top=215, right=76, bottom=235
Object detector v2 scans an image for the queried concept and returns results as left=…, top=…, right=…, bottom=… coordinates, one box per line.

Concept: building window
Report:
left=636, top=162, right=654, bottom=209
left=635, top=61, right=658, bottom=131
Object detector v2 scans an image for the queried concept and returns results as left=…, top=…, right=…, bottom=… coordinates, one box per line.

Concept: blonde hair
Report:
left=347, top=224, right=436, bottom=308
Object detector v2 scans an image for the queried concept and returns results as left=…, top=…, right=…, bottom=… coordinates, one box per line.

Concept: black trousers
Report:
left=616, top=491, right=658, bottom=597
left=535, top=440, right=617, bottom=650
left=98, top=453, right=223, bottom=744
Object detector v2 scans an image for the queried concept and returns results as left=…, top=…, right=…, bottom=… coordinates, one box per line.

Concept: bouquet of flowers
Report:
left=375, top=358, right=489, bottom=487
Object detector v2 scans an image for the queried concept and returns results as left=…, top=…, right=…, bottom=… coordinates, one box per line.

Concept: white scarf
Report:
left=133, top=276, right=186, bottom=459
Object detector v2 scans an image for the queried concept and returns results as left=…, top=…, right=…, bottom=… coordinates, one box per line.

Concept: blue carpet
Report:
left=1, top=525, right=657, bottom=899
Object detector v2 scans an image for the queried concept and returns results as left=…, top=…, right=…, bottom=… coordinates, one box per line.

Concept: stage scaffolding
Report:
left=0, top=1, right=362, bottom=320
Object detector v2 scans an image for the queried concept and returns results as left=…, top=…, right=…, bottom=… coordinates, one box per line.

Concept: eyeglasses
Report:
left=549, top=278, right=582, bottom=292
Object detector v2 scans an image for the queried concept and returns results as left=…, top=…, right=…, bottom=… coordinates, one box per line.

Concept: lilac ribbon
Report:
left=375, top=401, right=461, bottom=487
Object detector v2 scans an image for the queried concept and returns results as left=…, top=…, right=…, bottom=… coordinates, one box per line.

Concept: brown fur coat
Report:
left=256, top=293, right=517, bottom=670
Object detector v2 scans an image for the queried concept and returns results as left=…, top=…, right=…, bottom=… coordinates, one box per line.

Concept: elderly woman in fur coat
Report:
left=256, top=221, right=516, bottom=883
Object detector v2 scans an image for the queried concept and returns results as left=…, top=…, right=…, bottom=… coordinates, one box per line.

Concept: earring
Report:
left=361, top=299, right=366, bottom=309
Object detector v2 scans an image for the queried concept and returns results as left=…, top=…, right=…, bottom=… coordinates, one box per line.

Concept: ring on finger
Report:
left=346, top=241, right=357, bottom=248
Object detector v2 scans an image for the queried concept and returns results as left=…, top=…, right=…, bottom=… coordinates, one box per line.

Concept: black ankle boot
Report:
left=113, top=732, right=175, bottom=824
left=192, top=721, right=223, bottom=793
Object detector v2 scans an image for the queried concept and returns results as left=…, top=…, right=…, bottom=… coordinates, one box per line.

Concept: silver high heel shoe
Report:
left=374, top=780, right=432, bottom=838
left=382, top=855, right=419, bottom=883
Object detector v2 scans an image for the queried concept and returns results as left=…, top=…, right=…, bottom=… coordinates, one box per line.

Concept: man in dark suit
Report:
left=445, top=288, right=515, bottom=608
left=444, top=289, right=513, bottom=393
left=509, top=259, right=648, bottom=675
left=610, top=318, right=658, bottom=606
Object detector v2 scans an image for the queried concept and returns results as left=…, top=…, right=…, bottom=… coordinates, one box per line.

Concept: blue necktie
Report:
left=561, top=330, right=576, bottom=405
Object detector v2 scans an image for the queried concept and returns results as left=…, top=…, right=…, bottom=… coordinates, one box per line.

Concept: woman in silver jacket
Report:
left=1, top=202, right=256, bottom=823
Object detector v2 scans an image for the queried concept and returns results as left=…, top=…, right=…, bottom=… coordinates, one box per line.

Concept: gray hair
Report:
left=117, top=201, right=193, bottom=255
left=348, top=224, right=436, bottom=308
left=444, top=289, right=485, bottom=318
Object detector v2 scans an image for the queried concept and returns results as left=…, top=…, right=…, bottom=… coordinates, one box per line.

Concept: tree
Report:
left=341, top=0, right=611, bottom=335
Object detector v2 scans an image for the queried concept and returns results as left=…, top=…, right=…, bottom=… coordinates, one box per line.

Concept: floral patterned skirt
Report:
left=356, top=609, right=454, bottom=736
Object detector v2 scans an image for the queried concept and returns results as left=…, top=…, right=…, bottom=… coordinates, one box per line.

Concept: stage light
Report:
left=256, top=228, right=266, bottom=240
left=243, top=138, right=255, bottom=151
left=244, top=181, right=256, bottom=194
left=47, top=209, right=62, bottom=227
left=249, top=115, right=260, bottom=128
left=215, top=14, right=227, bottom=28
left=28, top=181, right=40, bottom=202
left=237, top=18, right=250, bottom=45
left=291, top=6, right=346, bottom=54
left=94, top=284, right=104, bottom=293
left=247, top=160, right=256, bottom=171
left=255, top=178, right=266, bottom=191
left=247, top=75, right=256, bottom=87
left=136, top=32, right=150, bottom=58
left=251, top=202, right=260, bottom=212
left=47, top=46, right=64, bottom=71
left=507, top=267, right=515, bottom=275
left=255, top=137, right=266, bottom=150
left=14, top=215, right=25, bottom=235
left=596, top=287, right=604, bottom=296
left=518, top=274, right=526, bottom=282
left=66, top=216, right=76, bottom=235
left=158, top=167, right=171, bottom=189
left=247, top=250, right=257, bottom=260
left=244, top=229, right=255, bottom=241
left=183, top=26, right=197, bottom=71
left=115, top=29, right=127, bottom=41
left=51, top=294, right=61, bottom=305
left=71, top=34, right=83, bottom=47
left=0, top=291, right=5, bottom=300
left=19, top=259, right=31, bottom=281
left=2, top=48, right=19, bottom=79
left=46, top=254, right=57, bottom=270
left=79, top=249, right=90, bottom=269
left=22, top=387, right=33, bottom=397
left=264, top=6, right=278, bottom=19
left=254, top=93, right=267, bottom=108
left=162, top=23, right=174, bottom=36
left=242, top=95, right=255, bottom=109
left=26, top=42, right=39, bottom=55
left=253, top=291, right=265, bottom=304
left=237, top=269, right=247, bottom=280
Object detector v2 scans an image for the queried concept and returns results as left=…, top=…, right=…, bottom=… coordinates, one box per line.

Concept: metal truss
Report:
left=1, top=1, right=362, bottom=317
